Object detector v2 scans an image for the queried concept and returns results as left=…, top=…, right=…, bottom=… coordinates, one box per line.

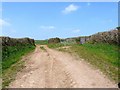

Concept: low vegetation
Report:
left=47, top=43, right=65, bottom=49
left=48, top=42, right=119, bottom=83
left=2, top=44, right=35, bottom=70
left=1, top=37, right=36, bottom=88
left=2, top=44, right=35, bottom=88
left=3, top=58, right=25, bottom=88
left=40, top=46, right=46, bottom=51
left=35, top=40, right=48, bottom=45
left=70, top=43, right=119, bottom=83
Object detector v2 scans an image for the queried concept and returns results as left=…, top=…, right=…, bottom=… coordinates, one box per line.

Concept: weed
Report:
left=47, top=43, right=65, bottom=48
left=40, top=46, right=46, bottom=51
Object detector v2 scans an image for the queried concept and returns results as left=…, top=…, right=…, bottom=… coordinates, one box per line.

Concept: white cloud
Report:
left=40, top=25, right=56, bottom=30
left=0, top=19, right=11, bottom=27
left=62, top=4, right=79, bottom=14
left=73, top=29, right=80, bottom=33
left=87, top=2, right=91, bottom=6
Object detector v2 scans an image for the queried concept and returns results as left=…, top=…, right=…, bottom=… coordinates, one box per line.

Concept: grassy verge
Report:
left=2, top=44, right=35, bottom=88
left=46, top=42, right=119, bottom=83
left=70, top=43, right=119, bottom=83
left=2, top=59, right=25, bottom=88
left=40, top=46, right=46, bottom=51
left=35, top=40, right=48, bottom=45
left=47, top=43, right=66, bottom=49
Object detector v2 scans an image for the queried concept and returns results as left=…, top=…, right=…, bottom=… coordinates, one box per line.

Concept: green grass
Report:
left=70, top=43, right=119, bottom=82
left=40, top=46, right=46, bottom=51
left=48, top=42, right=119, bottom=83
left=35, top=40, right=48, bottom=45
left=2, top=45, right=35, bottom=70
left=2, top=44, right=35, bottom=88
left=47, top=43, right=65, bottom=48
left=2, top=59, right=25, bottom=88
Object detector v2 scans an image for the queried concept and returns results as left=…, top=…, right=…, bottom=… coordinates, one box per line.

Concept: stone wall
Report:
left=61, top=38, right=76, bottom=44
left=48, top=37, right=60, bottom=44
left=88, top=29, right=119, bottom=45
left=1, top=37, right=35, bottom=46
left=79, top=37, right=90, bottom=44
left=69, top=28, right=119, bottom=45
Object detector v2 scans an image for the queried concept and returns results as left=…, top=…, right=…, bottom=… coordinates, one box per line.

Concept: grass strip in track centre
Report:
left=47, top=43, right=65, bottom=49
left=40, top=46, right=46, bottom=51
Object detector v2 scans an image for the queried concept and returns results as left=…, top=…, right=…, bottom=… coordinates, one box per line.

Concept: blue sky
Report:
left=1, top=2, right=118, bottom=40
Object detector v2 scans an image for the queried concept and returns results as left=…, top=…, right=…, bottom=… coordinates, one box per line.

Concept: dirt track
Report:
left=9, top=45, right=117, bottom=88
